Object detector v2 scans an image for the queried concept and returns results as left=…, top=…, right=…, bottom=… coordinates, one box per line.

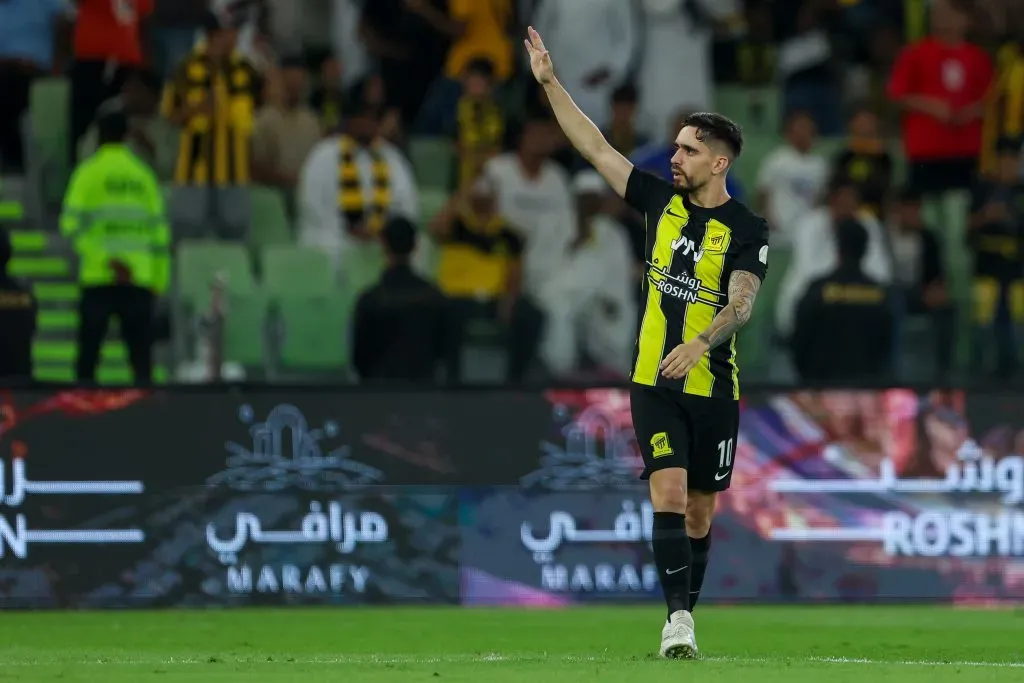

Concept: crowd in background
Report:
left=0, top=0, right=1023, bottom=387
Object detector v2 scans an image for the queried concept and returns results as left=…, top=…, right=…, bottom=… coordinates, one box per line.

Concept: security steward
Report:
left=60, top=103, right=170, bottom=385
left=791, top=219, right=894, bottom=383
left=0, top=227, right=37, bottom=383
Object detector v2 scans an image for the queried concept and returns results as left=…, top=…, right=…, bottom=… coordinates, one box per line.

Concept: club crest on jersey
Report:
left=702, top=220, right=732, bottom=254
left=651, top=432, right=673, bottom=458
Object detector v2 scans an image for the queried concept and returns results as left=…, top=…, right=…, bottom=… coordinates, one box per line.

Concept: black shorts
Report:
left=630, top=383, right=740, bottom=492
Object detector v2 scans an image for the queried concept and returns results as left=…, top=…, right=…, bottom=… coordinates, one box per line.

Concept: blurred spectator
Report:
left=0, top=0, right=70, bottom=173
left=776, top=178, right=893, bottom=340
left=534, top=0, right=639, bottom=131
left=632, top=108, right=745, bottom=202
left=889, top=188, right=955, bottom=375
left=0, top=227, right=37, bottom=383
left=443, top=58, right=504, bottom=189
left=540, top=170, right=636, bottom=377
left=484, top=116, right=574, bottom=313
left=352, top=217, right=451, bottom=383
left=887, top=0, right=993, bottom=196
left=432, top=174, right=543, bottom=383
left=297, top=83, right=419, bottom=274
left=980, top=40, right=1024, bottom=178
left=79, top=69, right=178, bottom=181
left=359, top=0, right=451, bottom=127
left=310, top=56, right=344, bottom=134
left=968, top=142, right=1024, bottom=375
left=756, top=110, right=828, bottom=247
left=777, top=1, right=842, bottom=136
left=604, top=84, right=650, bottom=159
left=445, top=0, right=513, bottom=84
left=161, top=12, right=260, bottom=241
left=69, top=0, right=154, bottom=165
left=330, top=0, right=371, bottom=89
left=211, top=0, right=270, bottom=69
left=60, top=104, right=169, bottom=385
left=252, top=56, right=321, bottom=201
left=735, top=2, right=777, bottom=128
left=848, top=24, right=903, bottom=136
left=152, top=0, right=208, bottom=80
left=832, top=106, right=893, bottom=218
left=791, top=219, right=894, bottom=383
left=638, top=0, right=738, bottom=140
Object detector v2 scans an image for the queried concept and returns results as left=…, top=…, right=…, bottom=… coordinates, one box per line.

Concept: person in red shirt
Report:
left=69, top=0, right=154, bottom=164
left=887, top=0, right=993, bottom=195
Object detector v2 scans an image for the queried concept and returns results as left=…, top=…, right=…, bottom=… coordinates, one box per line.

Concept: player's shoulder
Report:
left=625, top=167, right=676, bottom=211
left=717, top=198, right=769, bottom=239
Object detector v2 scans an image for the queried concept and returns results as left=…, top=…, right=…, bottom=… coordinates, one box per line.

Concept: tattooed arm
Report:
left=659, top=269, right=762, bottom=379
left=697, top=270, right=762, bottom=350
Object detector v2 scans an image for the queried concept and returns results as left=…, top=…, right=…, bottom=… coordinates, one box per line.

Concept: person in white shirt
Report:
left=538, top=170, right=637, bottom=377
left=532, top=0, right=639, bottom=130
left=331, top=0, right=371, bottom=88
left=297, top=90, right=419, bottom=283
left=775, top=178, right=893, bottom=339
left=484, top=116, right=575, bottom=301
left=637, top=0, right=739, bottom=140
left=756, top=110, right=829, bottom=247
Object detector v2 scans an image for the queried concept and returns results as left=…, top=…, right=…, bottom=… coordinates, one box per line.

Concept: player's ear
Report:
left=713, top=155, right=730, bottom=175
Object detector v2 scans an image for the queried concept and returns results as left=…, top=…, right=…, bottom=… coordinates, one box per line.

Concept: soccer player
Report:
left=525, top=28, right=769, bottom=658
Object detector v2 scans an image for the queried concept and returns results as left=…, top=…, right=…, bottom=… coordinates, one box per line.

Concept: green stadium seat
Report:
left=715, top=86, right=781, bottom=136
left=175, top=241, right=255, bottom=313
left=277, top=292, right=350, bottom=372
left=340, top=242, right=385, bottom=297
left=419, top=187, right=449, bottom=228
left=408, top=137, right=454, bottom=191
left=262, top=245, right=335, bottom=298
left=249, top=186, right=293, bottom=259
left=224, top=290, right=269, bottom=369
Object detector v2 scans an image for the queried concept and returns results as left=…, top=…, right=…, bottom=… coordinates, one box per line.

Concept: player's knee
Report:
left=649, top=469, right=687, bottom=513
left=685, top=493, right=716, bottom=537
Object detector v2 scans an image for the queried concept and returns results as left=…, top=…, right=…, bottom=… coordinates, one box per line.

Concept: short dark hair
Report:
left=463, top=57, right=495, bottom=79
left=836, top=219, right=869, bottom=263
left=680, top=112, right=743, bottom=159
left=96, top=101, right=129, bottom=143
left=611, top=83, right=639, bottom=104
left=0, top=227, right=11, bottom=272
left=383, top=217, right=417, bottom=257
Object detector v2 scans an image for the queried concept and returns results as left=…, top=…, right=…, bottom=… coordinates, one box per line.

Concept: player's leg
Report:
left=681, top=395, right=741, bottom=611
left=685, top=490, right=716, bottom=610
left=630, top=384, right=697, bottom=659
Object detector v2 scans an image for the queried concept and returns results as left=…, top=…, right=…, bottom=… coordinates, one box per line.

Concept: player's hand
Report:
left=524, top=26, right=554, bottom=85
left=659, top=338, right=710, bottom=380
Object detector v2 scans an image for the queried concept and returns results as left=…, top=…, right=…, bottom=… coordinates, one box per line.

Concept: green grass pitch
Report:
left=1, top=606, right=1021, bottom=682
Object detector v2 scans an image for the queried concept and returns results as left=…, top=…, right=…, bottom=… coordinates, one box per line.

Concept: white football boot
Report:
left=659, top=610, right=698, bottom=659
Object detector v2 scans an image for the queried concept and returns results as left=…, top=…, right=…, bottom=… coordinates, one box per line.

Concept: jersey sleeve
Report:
left=624, top=167, right=675, bottom=219
left=732, top=217, right=770, bottom=283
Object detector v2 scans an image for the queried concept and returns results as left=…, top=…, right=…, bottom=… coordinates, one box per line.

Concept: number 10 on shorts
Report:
left=717, top=438, right=734, bottom=469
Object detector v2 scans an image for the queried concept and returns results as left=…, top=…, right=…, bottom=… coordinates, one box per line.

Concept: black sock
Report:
left=652, top=512, right=692, bottom=619
left=688, top=530, right=712, bottom=610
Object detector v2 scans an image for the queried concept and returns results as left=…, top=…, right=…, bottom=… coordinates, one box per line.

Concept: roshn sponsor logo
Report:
left=770, top=439, right=1024, bottom=557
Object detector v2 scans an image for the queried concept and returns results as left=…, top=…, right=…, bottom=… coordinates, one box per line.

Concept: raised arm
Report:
left=524, top=26, right=632, bottom=197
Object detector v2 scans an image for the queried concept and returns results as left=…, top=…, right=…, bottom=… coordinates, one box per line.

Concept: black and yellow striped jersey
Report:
left=625, top=169, right=769, bottom=400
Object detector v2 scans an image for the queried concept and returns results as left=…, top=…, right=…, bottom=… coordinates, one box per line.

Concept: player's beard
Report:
left=673, top=173, right=705, bottom=193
